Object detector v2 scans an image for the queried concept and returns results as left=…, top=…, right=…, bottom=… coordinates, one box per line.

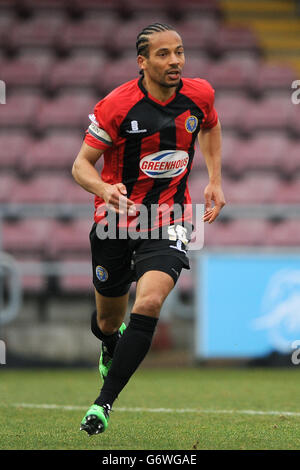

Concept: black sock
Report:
left=91, top=310, right=121, bottom=357
left=94, top=313, right=158, bottom=407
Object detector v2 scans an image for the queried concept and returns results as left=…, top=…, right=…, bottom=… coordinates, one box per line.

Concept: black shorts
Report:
left=89, top=223, right=191, bottom=297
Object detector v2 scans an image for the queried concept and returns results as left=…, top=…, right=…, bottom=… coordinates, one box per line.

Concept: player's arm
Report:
left=198, top=118, right=226, bottom=223
left=72, top=142, right=135, bottom=215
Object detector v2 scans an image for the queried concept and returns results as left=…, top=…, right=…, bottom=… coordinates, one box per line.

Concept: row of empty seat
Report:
left=1, top=171, right=300, bottom=204
left=2, top=218, right=300, bottom=260
left=0, top=131, right=300, bottom=176
left=0, top=54, right=296, bottom=95
left=1, top=91, right=299, bottom=137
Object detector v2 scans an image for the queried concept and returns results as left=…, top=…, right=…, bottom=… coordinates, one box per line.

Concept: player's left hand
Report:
left=203, top=183, right=226, bottom=224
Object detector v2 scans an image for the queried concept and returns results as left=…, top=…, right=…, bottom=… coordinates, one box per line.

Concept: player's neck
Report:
left=142, top=77, right=177, bottom=103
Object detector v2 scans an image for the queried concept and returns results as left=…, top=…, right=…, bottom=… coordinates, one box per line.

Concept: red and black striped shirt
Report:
left=85, top=76, right=218, bottom=230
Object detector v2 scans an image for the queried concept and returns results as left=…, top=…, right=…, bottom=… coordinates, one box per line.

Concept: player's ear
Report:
left=137, top=55, right=146, bottom=75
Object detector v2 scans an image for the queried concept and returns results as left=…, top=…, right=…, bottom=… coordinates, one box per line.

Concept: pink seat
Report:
left=221, top=173, right=281, bottom=204
left=21, top=132, right=83, bottom=173
left=204, top=219, right=271, bottom=246
left=0, top=132, right=31, bottom=169
left=9, top=14, right=64, bottom=48
left=226, top=133, right=289, bottom=174
left=48, top=219, right=92, bottom=257
left=214, top=94, right=250, bottom=131
left=284, top=141, right=300, bottom=174
left=0, top=57, right=50, bottom=86
left=10, top=175, right=68, bottom=203
left=207, top=61, right=252, bottom=90
left=212, top=27, right=259, bottom=55
left=34, top=93, right=96, bottom=131
left=2, top=219, right=52, bottom=254
left=240, top=97, right=292, bottom=134
left=288, top=103, right=300, bottom=136
left=46, top=56, right=105, bottom=92
left=268, top=220, right=300, bottom=246
left=63, top=179, right=96, bottom=204
left=0, top=92, right=41, bottom=127
left=58, top=17, right=116, bottom=52
left=250, top=63, right=297, bottom=94
left=100, top=58, right=141, bottom=93
left=0, top=173, right=18, bottom=202
left=274, top=177, right=300, bottom=203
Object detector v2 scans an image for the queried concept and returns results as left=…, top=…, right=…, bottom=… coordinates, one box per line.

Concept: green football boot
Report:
left=99, top=322, right=126, bottom=381
left=80, top=404, right=110, bottom=435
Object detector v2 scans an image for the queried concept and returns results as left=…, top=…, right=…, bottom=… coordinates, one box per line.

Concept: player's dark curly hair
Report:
left=136, top=23, right=176, bottom=71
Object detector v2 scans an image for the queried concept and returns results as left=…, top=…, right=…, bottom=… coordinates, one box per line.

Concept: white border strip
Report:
left=9, top=403, right=300, bottom=417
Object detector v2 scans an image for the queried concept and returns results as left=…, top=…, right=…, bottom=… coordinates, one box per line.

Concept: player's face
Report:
left=140, top=30, right=185, bottom=89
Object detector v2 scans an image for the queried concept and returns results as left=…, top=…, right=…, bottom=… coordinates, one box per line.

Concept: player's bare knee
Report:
left=97, top=315, right=119, bottom=336
left=133, top=294, right=163, bottom=317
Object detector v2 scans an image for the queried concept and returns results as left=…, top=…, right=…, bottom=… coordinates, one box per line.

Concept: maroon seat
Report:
left=288, top=102, right=300, bottom=136
left=214, top=94, right=250, bottom=131
left=63, top=179, right=96, bottom=204
left=212, top=27, right=259, bottom=55
left=221, top=173, right=281, bottom=204
left=2, top=219, right=52, bottom=254
left=268, top=220, right=300, bottom=246
left=22, top=132, right=84, bottom=173
left=48, top=219, right=92, bottom=257
left=100, top=58, right=141, bottom=93
left=207, top=61, right=253, bottom=90
left=284, top=141, right=300, bottom=174
left=9, top=13, right=64, bottom=48
left=226, top=133, right=289, bottom=174
left=10, top=175, right=68, bottom=203
left=0, top=173, right=17, bottom=202
left=16, top=256, right=47, bottom=293
left=204, top=219, right=271, bottom=246
left=274, top=177, right=300, bottom=204
left=0, top=92, right=41, bottom=128
left=34, top=92, right=96, bottom=131
left=58, top=16, right=116, bottom=52
left=240, top=96, right=292, bottom=134
left=0, top=57, right=50, bottom=87
left=250, top=63, right=297, bottom=94
left=0, top=132, right=31, bottom=169
left=46, top=56, right=105, bottom=92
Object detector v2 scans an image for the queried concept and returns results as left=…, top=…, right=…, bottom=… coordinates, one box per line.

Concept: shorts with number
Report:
left=89, top=223, right=191, bottom=297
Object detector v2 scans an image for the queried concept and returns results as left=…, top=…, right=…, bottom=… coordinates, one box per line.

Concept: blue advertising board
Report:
left=195, top=252, right=300, bottom=358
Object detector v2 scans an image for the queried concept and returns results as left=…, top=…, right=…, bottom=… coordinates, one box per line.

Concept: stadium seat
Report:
left=2, top=219, right=53, bottom=254
left=0, top=173, right=17, bottom=202
left=48, top=219, right=92, bottom=257
left=0, top=92, right=41, bottom=128
left=267, top=220, right=300, bottom=246
left=207, top=61, right=253, bottom=91
left=58, top=16, right=118, bottom=54
left=204, top=219, right=271, bottom=246
left=283, top=141, right=300, bottom=174
left=274, top=177, right=300, bottom=204
left=21, top=132, right=83, bottom=174
left=34, top=92, right=96, bottom=132
left=250, top=63, right=297, bottom=95
left=46, top=56, right=106, bottom=93
left=0, top=56, right=51, bottom=87
left=288, top=102, right=300, bottom=136
left=9, top=175, right=68, bottom=204
left=211, top=26, right=259, bottom=56
left=100, top=57, right=142, bottom=93
left=226, top=133, right=290, bottom=175
left=0, top=132, right=31, bottom=169
left=221, top=173, right=281, bottom=204
left=240, top=96, right=292, bottom=134
left=63, top=179, right=96, bottom=204
left=14, top=255, right=47, bottom=293
left=9, top=12, right=65, bottom=49
left=214, top=93, right=251, bottom=132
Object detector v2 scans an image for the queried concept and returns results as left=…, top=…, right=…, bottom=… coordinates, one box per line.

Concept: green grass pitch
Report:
left=1, top=367, right=300, bottom=450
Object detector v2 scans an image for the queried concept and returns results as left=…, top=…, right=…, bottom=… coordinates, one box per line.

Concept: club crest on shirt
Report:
left=95, top=265, right=108, bottom=282
left=185, top=115, right=198, bottom=133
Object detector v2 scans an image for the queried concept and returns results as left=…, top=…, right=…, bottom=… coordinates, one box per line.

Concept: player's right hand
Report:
left=102, top=182, right=136, bottom=215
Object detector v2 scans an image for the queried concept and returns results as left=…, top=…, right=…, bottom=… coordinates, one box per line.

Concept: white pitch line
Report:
left=9, top=403, right=300, bottom=417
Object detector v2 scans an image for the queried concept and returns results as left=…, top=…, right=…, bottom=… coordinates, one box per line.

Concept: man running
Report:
left=72, top=23, right=225, bottom=435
